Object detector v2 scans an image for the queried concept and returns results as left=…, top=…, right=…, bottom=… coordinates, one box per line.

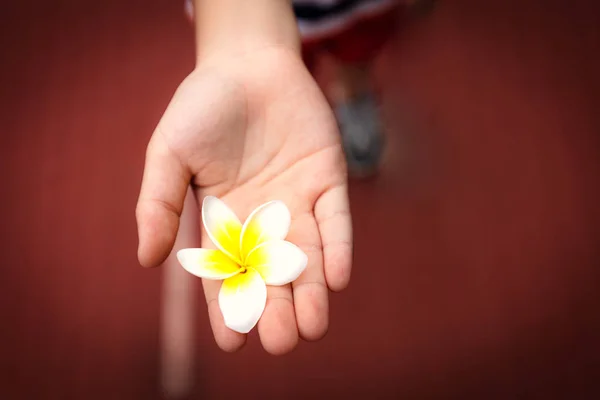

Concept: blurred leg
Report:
left=160, top=189, right=200, bottom=399
left=312, top=4, right=402, bottom=177
left=298, top=0, right=436, bottom=177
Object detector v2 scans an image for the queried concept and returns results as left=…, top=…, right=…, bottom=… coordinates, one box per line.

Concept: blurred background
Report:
left=1, top=0, right=600, bottom=398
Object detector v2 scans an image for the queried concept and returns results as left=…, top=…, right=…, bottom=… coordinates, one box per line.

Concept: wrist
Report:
left=192, top=0, right=301, bottom=64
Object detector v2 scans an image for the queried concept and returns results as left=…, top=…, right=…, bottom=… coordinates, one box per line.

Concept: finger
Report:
left=291, top=213, right=329, bottom=341
left=315, top=184, right=353, bottom=292
left=199, top=229, right=247, bottom=353
left=203, top=279, right=247, bottom=352
left=136, top=132, right=191, bottom=268
left=188, top=189, right=247, bottom=352
left=257, top=284, right=298, bottom=355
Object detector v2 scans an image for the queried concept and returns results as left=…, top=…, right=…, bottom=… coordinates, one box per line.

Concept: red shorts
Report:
left=184, top=0, right=408, bottom=66
left=299, top=2, right=408, bottom=66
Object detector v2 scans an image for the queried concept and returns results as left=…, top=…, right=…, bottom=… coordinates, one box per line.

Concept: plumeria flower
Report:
left=177, top=196, right=308, bottom=334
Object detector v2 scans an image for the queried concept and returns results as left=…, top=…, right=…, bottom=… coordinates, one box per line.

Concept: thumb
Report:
left=136, top=131, right=191, bottom=268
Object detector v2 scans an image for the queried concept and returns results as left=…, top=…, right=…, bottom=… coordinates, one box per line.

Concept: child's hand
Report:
left=136, top=47, right=352, bottom=355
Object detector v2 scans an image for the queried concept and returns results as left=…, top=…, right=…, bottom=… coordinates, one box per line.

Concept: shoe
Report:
left=334, top=93, right=385, bottom=178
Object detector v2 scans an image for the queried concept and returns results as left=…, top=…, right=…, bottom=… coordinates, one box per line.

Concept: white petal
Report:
left=240, top=200, right=291, bottom=261
left=176, top=248, right=240, bottom=280
left=202, top=196, right=242, bottom=263
left=218, top=268, right=267, bottom=334
left=245, top=240, right=308, bottom=286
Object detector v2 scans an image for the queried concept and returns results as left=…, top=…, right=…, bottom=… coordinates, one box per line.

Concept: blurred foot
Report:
left=335, top=93, right=385, bottom=178
left=327, top=61, right=385, bottom=178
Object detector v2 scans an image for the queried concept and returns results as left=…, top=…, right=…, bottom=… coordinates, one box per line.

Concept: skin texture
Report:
left=136, top=27, right=353, bottom=355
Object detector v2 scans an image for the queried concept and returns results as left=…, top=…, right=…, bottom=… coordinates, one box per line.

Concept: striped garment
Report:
left=184, top=0, right=404, bottom=42
left=293, top=0, right=401, bottom=41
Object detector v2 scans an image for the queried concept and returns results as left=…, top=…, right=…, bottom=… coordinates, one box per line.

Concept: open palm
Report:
left=136, top=48, right=353, bottom=354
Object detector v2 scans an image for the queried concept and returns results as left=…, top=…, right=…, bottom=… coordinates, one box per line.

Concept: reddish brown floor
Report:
left=2, top=1, right=600, bottom=399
